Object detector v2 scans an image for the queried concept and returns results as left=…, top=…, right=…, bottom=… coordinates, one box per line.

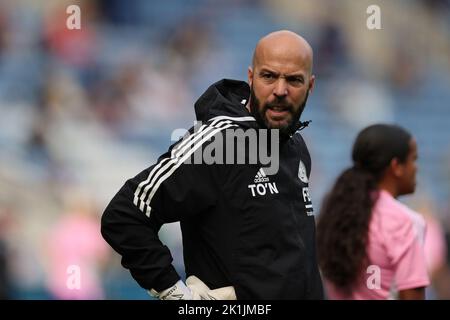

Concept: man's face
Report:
left=249, top=82, right=309, bottom=135
left=248, top=53, right=314, bottom=134
left=398, top=138, right=418, bottom=195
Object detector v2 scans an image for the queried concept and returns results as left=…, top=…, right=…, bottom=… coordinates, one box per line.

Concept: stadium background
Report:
left=0, top=0, right=449, bottom=299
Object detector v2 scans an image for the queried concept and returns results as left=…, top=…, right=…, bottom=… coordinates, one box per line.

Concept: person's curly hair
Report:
left=316, top=124, right=412, bottom=293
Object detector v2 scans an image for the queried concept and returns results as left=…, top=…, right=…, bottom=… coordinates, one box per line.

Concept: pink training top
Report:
left=325, top=190, right=430, bottom=300
left=47, top=212, right=109, bottom=299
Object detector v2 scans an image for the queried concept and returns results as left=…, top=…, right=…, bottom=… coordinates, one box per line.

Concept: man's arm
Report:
left=101, top=175, right=181, bottom=292
left=101, top=127, right=224, bottom=294
left=398, top=287, right=425, bottom=300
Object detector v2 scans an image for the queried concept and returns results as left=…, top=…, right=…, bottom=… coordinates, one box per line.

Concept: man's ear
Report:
left=308, top=74, right=315, bottom=94
left=248, top=66, right=253, bottom=87
left=390, top=158, right=405, bottom=178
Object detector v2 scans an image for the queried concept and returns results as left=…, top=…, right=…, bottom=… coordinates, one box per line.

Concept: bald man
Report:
left=248, top=30, right=314, bottom=136
left=102, top=30, right=324, bottom=300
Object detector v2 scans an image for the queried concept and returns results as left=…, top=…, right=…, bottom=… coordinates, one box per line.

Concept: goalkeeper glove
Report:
left=148, top=280, right=193, bottom=300
left=149, top=276, right=236, bottom=300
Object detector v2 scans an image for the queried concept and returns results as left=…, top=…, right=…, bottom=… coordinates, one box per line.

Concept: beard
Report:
left=249, top=84, right=309, bottom=137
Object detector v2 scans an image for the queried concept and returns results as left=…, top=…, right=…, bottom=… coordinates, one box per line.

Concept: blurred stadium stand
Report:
left=0, top=0, right=449, bottom=299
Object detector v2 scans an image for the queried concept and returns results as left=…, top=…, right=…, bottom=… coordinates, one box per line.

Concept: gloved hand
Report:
left=149, top=276, right=236, bottom=300
left=186, top=275, right=236, bottom=300
left=148, top=280, right=193, bottom=300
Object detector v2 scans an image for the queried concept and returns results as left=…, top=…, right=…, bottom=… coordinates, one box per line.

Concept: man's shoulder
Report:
left=291, top=132, right=310, bottom=156
left=293, top=131, right=308, bottom=145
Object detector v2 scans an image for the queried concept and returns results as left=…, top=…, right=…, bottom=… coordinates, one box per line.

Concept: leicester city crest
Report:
left=298, top=160, right=308, bottom=183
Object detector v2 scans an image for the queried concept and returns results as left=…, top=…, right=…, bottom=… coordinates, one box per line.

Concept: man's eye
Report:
left=289, top=77, right=303, bottom=84
left=262, top=73, right=274, bottom=79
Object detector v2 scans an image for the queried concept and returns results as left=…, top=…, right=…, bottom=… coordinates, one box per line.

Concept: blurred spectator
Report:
left=0, top=241, right=9, bottom=299
left=388, top=48, right=423, bottom=95
left=315, top=21, right=348, bottom=78
left=424, top=213, right=450, bottom=299
left=420, top=0, right=450, bottom=13
left=97, top=0, right=142, bottom=26
left=89, top=71, right=131, bottom=132
left=0, top=7, right=7, bottom=58
left=408, top=194, right=450, bottom=299
left=0, top=207, right=13, bottom=299
left=42, top=1, right=97, bottom=69
left=45, top=190, right=109, bottom=299
left=25, top=117, right=53, bottom=172
left=325, top=76, right=395, bottom=129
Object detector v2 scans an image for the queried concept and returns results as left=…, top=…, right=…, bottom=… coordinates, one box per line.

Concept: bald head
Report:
left=252, top=30, right=314, bottom=75
left=247, top=30, right=315, bottom=135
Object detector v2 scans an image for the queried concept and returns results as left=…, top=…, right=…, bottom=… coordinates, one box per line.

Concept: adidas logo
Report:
left=254, top=168, right=270, bottom=183
left=248, top=168, right=279, bottom=197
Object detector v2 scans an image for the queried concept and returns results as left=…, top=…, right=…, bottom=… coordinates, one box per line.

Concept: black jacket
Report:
left=101, top=79, right=324, bottom=299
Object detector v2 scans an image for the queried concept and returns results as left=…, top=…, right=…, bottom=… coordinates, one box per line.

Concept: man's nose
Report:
left=273, top=79, right=288, bottom=98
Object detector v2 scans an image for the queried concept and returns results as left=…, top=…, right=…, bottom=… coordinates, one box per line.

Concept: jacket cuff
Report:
left=151, top=267, right=181, bottom=292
